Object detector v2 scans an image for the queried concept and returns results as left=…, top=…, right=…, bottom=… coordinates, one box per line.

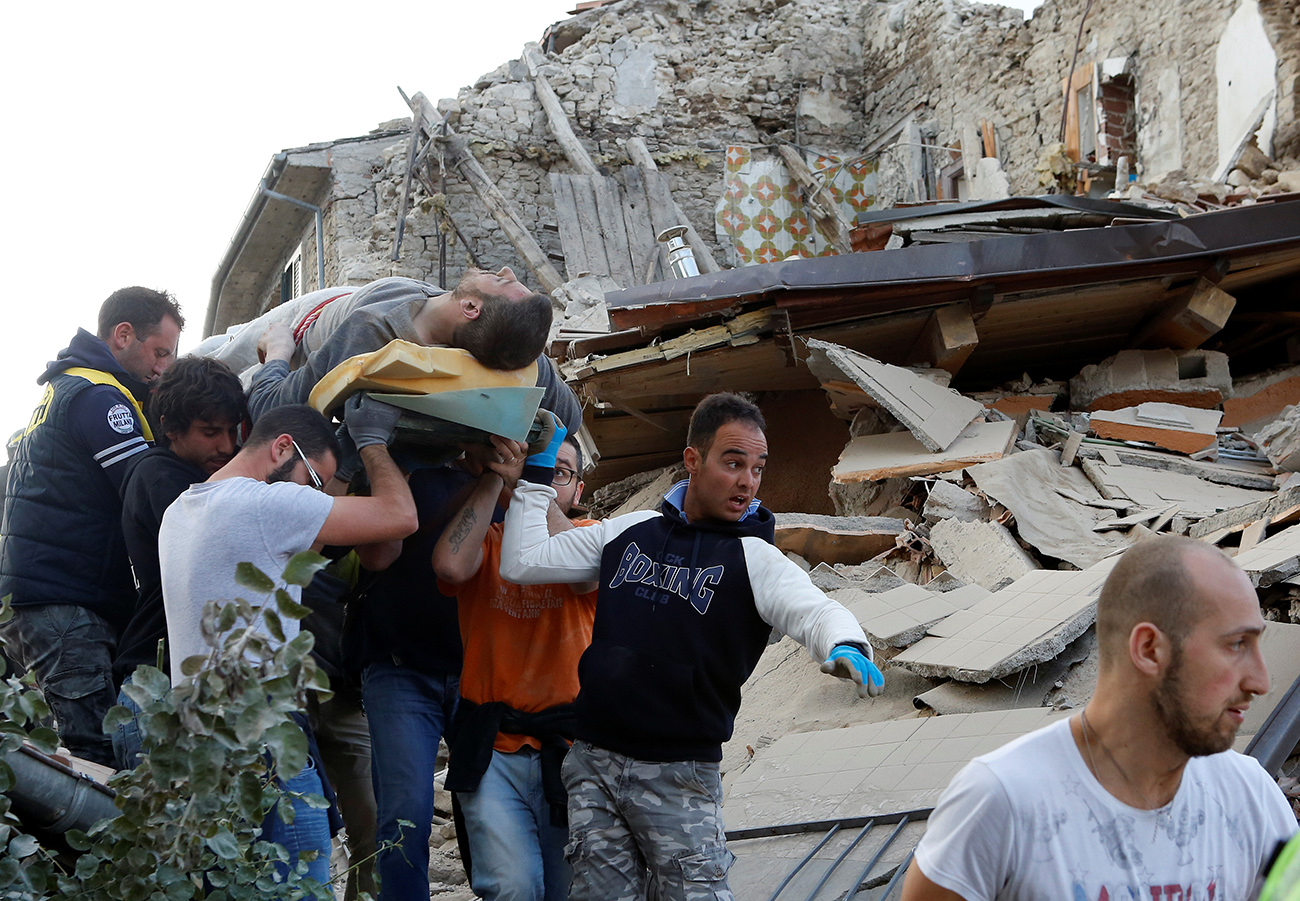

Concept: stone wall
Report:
left=250, top=0, right=1298, bottom=304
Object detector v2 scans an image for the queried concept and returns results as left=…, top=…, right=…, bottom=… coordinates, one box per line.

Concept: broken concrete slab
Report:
left=1256, top=405, right=1300, bottom=472
left=1081, top=458, right=1273, bottom=521
left=965, top=448, right=1133, bottom=568
left=1222, top=366, right=1300, bottom=434
left=912, top=628, right=1095, bottom=715
left=773, top=514, right=906, bottom=566
left=831, top=583, right=959, bottom=649
left=1188, top=484, right=1300, bottom=540
left=1232, top=525, right=1300, bottom=588
left=928, top=518, right=1038, bottom=591
left=833, top=420, right=1017, bottom=483
left=1073, top=442, right=1277, bottom=491
left=1088, top=403, right=1223, bottom=455
left=1092, top=503, right=1180, bottom=532
left=893, top=566, right=1112, bottom=683
left=723, top=708, right=1067, bottom=830
left=922, top=480, right=989, bottom=523
left=1069, top=348, right=1232, bottom=412
left=934, top=582, right=992, bottom=610
left=806, top=339, right=984, bottom=452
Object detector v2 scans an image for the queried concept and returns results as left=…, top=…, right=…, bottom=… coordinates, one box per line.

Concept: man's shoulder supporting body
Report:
left=916, top=717, right=1295, bottom=901
left=500, top=480, right=867, bottom=762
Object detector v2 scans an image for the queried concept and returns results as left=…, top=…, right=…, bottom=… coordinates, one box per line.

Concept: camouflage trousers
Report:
left=562, top=740, right=736, bottom=901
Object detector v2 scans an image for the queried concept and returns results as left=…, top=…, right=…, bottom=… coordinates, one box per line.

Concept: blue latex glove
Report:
left=820, top=644, right=884, bottom=698
left=522, top=410, right=567, bottom=484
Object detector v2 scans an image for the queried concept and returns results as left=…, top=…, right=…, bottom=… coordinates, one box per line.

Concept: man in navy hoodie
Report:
left=0, top=287, right=182, bottom=766
left=500, top=392, right=884, bottom=901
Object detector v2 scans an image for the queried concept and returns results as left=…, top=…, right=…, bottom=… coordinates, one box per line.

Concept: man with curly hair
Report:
left=112, top=355, right=247, bottom=767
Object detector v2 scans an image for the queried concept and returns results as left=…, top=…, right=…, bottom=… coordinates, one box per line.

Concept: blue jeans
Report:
left=262, top=757, right=333, bottom=894
left=457, top=747, right=571, bottom=901
left=110, top=677, right=146, bottom=770
left=362, top=663, right=458, bottom=901
left=0, top=604, right=117, bottom=766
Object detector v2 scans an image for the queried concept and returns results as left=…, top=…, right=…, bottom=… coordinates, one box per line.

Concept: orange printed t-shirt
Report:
left=438, top=520, right=598, bottom=753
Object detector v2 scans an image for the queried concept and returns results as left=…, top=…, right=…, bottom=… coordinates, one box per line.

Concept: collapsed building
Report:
left=202, top=0, right=1300, bottom=895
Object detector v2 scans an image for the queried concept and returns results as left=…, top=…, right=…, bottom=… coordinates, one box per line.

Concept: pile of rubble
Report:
left=1138, top=140, right=1300, bottom=212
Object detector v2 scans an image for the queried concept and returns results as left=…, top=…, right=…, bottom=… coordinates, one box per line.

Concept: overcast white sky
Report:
left=0, top=0, right=1042, bottom=458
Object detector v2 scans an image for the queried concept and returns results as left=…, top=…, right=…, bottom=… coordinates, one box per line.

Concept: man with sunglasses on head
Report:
left=432, top=424, right=596, bottom=901
left=157, top=398, right=417, bottom=888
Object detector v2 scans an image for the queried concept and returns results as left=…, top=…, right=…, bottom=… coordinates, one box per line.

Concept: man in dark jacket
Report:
left=500, top=393, right=885, bottom=901
left=0, top=286, right=183, bottom=765
left=111, top=355, right=246, bottom=768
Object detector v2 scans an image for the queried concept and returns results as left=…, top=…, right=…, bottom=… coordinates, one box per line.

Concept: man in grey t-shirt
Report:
left=158, top=399, right=418, bottom=887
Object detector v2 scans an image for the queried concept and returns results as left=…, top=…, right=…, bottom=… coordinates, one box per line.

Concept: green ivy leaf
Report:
left=273, top=589, right=312, bottom=621
left=263, top=722, right=308, bottom=777
left=103, top=705, right=135, bottom=732
left=206, top=828, right=240, bottom=860
left=235, top=562, right=276, bottom=594
left=133, top=665, right=172, bottom=699
left=65, top=828, right=91, bottom=851
left=281, top=551, right=329, bottom=588
left=217, top=602, right=239, bottom=632
left=235, top=705, right=277, bottom=746
left=74, top=853, right=100, bottom=879
left=0, top=760, right=13, bottom=793
left=263, top=608, right=285, bottom=643
left=7, top=832, right=38, bottom=859
left=180, top=655, right=208, bottom=677
left=26, top=726, right=60, bottom=755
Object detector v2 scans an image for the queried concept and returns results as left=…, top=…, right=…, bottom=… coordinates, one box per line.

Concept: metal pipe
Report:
left=764, top=825, right=842, bottom=901
left=845, top=815, right=912, bottom=900
left=878, top=849, right=915, bottom=901
left=802, top=820, right=876, bottom=901
left=726, top=806, right=932, bottom=842
left=1246, top=669, right=1300, bottom=775
left=5, top=745, right=118, bottom=834
left=261, top=184, right=326, bottom=293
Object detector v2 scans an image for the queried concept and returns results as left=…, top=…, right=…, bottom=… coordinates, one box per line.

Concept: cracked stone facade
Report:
left=228, top=0, right=1298, bottom=321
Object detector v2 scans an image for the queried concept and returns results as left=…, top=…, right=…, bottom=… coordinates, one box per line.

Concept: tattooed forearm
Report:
left=447, top=507, right=478, bottom=552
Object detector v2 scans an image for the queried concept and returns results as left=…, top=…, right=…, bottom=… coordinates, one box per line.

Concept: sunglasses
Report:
left=290, top=438, right=324, bottom=491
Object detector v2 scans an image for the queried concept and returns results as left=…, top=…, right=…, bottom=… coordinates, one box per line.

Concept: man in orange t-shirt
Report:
left=434, top=430, right=595, bottom=901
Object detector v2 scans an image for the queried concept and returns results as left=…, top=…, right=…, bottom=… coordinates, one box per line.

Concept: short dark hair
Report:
left=97, top=286, right=185, bottom=340
left=244, top=404, right=341, bottom=462
left=150, top=357, right=247, bottom=446
left=1096, top=536, right=1230, bottom=660
left=452, top=290, right=553, bottom=371
left=561, top=435, right=584, bottom=473
left=686, top=393, right=766, bottom=455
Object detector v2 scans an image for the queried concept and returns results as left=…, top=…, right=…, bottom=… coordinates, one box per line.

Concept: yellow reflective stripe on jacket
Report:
left=60, top=367, right=154, bottom=441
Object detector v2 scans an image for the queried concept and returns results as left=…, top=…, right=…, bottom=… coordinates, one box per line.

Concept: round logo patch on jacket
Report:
left=106, top=404, right=136, bottom=434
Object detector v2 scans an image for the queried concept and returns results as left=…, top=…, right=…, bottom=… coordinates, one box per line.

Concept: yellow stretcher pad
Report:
left=307, top=340, right=539, bottom=417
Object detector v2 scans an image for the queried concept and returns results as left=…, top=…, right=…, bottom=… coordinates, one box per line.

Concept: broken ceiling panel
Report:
left=806, top=340, right=984, bottom=452
left=966, top=447, right=1133, bottom=568
left=928, top=518, right=1039, bottom=591
left=893, top=565, right=1116, bottom=683
left=1232, top=525, right=1300, bottom=587
left=1088, top=403, right=1223, bottom=454
left=774, top=514, right=907, bottom=566
left=833, top=420, right=1017, bottom=482
left=724, top=708, right=1067, bottom=830
left=830, top=583, right=959, bottom=649
left=1080, top=459, right=1273, bottom=519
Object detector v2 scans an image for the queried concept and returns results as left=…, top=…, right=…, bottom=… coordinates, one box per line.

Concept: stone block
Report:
left=1069, top=349, right=1232, bottom=412
left=1277, top=170, right=1300, bottom=193
left=928, top=518, right=1038, bottom=591
left=922, top=480, right=989, bottom=523
left=1256, top=406, right=1300, bottom=472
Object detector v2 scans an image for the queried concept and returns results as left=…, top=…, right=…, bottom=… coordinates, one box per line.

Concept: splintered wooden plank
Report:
left=569, top=177, right=613, bottom=280
left=549, top=173, right=590, bottom=280
left=807, top=339, right=986, bottom=452
left=593, top=175, right=635, bottom=287
left=620, top=166, right=663, bottom=284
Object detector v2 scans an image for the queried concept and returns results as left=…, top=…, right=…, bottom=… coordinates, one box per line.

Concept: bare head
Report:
left=449, top=267, right=553, bottom=371
left=1096, top=535, right=1268, bottom=756
left=152, top=356, right=247, bottom=475
left=98, top=286, right=185, bottom=383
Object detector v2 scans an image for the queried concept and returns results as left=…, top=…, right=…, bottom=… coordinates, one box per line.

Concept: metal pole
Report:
left=261, top=185, right=326, bottom=291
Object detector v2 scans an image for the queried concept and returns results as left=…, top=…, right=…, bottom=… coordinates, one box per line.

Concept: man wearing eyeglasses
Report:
left=157, top=398, right=417, bottom=886
left=432, top=425, right=594, bottom=901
